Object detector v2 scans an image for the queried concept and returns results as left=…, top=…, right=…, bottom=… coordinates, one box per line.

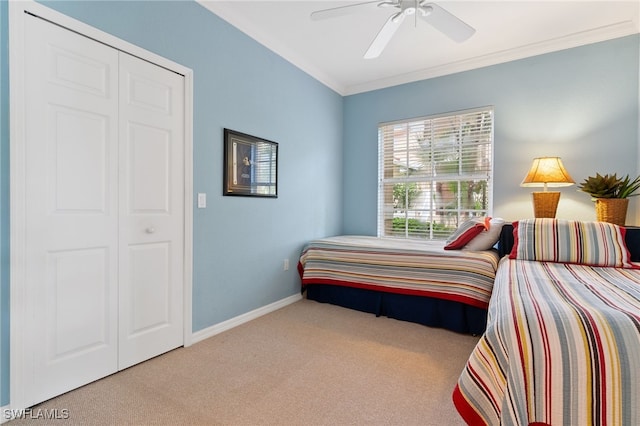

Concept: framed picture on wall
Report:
left=223, top=128, right=278, bottom=198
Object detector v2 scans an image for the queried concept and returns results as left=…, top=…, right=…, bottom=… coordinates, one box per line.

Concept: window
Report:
left=378, top=107, right=494, bottom=240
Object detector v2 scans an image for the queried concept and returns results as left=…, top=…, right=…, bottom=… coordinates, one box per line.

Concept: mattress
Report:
left=298, top=235, right=500, bottom=309
left=453, top=257, right=640, bottom=425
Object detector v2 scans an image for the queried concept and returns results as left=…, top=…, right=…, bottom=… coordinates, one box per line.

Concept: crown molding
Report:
left=344, top=20, right=639, bottom=95
left=196, top=1, right=637, bottom=97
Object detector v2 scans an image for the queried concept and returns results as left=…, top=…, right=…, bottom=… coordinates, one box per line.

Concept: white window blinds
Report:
left=378, top=107, right=494, bottom=240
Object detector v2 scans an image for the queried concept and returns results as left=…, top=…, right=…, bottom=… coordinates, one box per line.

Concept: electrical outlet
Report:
left=283, top=259, right=290, bottom=271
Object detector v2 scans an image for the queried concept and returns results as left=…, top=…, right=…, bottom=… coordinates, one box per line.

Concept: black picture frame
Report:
left=223, top=129, right=278, bottom=198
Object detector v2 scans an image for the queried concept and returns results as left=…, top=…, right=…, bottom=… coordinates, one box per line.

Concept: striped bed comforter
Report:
left=298, top=235, right=500, bottom=309
left=453, top=257, right=640, bottom=425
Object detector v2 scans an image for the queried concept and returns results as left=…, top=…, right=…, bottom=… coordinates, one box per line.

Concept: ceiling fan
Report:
left=310, top=0, right=475, bottom=59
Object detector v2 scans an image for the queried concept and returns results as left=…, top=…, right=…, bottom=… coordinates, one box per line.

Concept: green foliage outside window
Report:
left=390, top=218, right=452, bottom=237
left=393, top=182, right=420, bottom=210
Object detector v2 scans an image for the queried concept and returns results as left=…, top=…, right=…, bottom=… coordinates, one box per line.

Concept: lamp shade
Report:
left=521, top=157, right=575, bottom=188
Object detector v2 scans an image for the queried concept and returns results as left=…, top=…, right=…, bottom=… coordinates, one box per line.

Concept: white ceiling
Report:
left=199, top=1, right=640, bottom=95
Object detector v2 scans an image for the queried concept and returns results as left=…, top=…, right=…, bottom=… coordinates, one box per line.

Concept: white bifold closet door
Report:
left=23, top=14, right=184, bottom=406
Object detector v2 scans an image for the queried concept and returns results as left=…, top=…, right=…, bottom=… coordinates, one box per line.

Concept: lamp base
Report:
left=532, top=192, right=561, bottom=218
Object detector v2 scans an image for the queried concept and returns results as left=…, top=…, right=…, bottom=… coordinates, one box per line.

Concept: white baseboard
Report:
left=191, top=293, right=302, bottom=345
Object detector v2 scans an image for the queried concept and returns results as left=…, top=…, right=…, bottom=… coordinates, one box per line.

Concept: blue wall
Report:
left=0, top=0, right=343, bottom=406
left=343, top=35, right=640, bottom=235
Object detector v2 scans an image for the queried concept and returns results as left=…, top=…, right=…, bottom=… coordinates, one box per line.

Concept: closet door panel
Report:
left=24, top=14, right=119, bottom=407
left=126, top=123, right=171, bottom=213
left=49, top=106, right=109, bottom=213
left=118, top=52, right=184, bottom=370
left=127, top=242, right=172, bottom=335
left=46, top=248, right=111, bottom=356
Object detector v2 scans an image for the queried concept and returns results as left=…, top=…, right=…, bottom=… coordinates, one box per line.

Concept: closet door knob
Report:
left=146, top=227, right=156, bottom=234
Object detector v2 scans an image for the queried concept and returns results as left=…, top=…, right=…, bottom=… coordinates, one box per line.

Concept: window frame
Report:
left=377, top=106, right=494, bottom=240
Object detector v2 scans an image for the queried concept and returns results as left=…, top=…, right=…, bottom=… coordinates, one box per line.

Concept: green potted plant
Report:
left=577, top=173, right=640, bottom=225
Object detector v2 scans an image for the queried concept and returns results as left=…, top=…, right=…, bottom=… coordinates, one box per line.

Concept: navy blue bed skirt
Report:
left=304, top=284, right=487, bottom=335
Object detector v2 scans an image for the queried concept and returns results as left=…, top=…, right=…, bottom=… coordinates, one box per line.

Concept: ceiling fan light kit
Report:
left=311, top=0, right=475, bottom=59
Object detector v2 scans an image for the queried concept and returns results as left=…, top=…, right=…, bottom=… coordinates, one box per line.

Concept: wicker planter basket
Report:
left=594, top=198, right=629, bottom=226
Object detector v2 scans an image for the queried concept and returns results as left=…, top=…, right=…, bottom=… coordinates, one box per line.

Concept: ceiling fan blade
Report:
left=364, top=12, right=405, bottom=59
left=419, top=2, right=475, bottom=42
left=310, top=1, right=381, bottom=21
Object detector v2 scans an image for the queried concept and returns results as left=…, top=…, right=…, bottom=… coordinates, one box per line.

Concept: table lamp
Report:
left=521, top=157, right=575, bottom=218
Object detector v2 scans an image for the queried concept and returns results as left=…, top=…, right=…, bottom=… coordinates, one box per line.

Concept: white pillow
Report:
left=463, top=218, right=505, bottom=251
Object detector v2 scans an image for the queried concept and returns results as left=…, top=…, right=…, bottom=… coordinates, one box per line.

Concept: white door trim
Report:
left=8, top=0, right=194, bottom=413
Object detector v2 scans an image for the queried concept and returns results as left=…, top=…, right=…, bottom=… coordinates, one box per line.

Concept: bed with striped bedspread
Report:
left=453, top=257, right=640, bottom=425
left=298, top=235, right=500, bottom=309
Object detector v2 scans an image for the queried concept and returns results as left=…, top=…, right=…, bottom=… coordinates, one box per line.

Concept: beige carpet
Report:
left=9, top=299, right=479, bottom=425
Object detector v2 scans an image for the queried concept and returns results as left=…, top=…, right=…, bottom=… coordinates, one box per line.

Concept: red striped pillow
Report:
left=509, top=218, right=635, bottom=268
left=444, top=218, right=487, bottom=250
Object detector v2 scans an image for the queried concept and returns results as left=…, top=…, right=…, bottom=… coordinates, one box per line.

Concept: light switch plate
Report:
left=197, top=193, right=207, bottom=208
